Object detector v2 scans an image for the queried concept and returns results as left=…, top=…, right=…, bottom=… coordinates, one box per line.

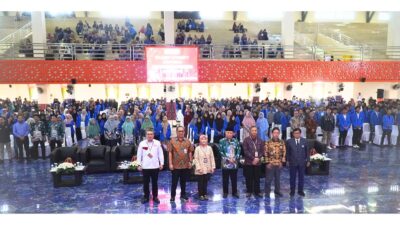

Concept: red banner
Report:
left=0, top=60, right=399, bottom=83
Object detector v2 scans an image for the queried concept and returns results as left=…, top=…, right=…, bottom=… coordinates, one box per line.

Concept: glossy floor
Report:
left=0, top=144, right=399, bottom=214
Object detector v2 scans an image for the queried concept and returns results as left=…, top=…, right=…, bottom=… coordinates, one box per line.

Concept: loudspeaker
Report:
left=377, top=89, right=384, bottom=98
left=262, top=77, right=268, bottom=83
left=88, top=84, right=92, bottom=87
left=71, top=78, right=77, bottom=84
left=163, top=84, right=167, bottom=93
left=360, top=77, right=366, bottom=82
left=286, top=85, right=293, bottom=91
left=392, top=84, right=400, bottom=90
left=254, top=83, right=261, bottom=93
left=9, top=84, right=12, bottom=88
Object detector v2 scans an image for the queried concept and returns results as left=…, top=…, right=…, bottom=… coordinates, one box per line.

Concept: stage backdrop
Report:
left=0, top=60, right=399, bottom=83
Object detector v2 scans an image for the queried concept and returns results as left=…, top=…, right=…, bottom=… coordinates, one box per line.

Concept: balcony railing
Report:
left=0, top=43, right=399, bottom=61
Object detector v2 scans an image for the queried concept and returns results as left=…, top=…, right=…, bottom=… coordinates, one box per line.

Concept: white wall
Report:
left=2, top=82, right=399, bottom=103
left=0, top=84, right=30, bottom=100
left=73, top=84, right=106, bottom=101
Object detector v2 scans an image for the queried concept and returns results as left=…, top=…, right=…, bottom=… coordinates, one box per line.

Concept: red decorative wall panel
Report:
left=0, top=60, right=399, bottom=83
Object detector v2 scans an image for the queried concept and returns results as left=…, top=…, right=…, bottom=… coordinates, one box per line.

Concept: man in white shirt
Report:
left=137, top=129, right=164, bottom=204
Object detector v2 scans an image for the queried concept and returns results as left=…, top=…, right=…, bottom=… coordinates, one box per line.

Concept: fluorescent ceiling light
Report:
left=100, top=10, right=150, bottom=18
left=378, top=12, right=391, bottom=21
left=314, top=11, right=356, bottom=21
left=247, top=11, right=283, bottom=21
left=199, top=11, right=225, bottom=20
left=47, top=11, right=73, bottom=17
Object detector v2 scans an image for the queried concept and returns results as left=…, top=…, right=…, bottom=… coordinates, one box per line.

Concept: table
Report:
left=50, top=166, right=86, bottom=188
left=306, top=160, right=330, bottom=176
left=117, top=165, right=143, bottom=184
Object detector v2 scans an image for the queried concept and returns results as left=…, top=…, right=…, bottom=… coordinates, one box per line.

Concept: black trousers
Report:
left=100, top=134, right=106, bottom=145
left=171, top=169, right=190, bottom=198
left=50, top=140, right=62, bottom=152
left=381, top=129, right=392, bottom=146
left=339, top=130, right=348, bottom=146
left=352, top=128, right=362, bottom=146
left=197, top=174, right=210, bottom=196
left=16, top=137, right=29, bottom=160
left=369, top=125, right=375, bottom=142
left=222, top=169, right=238, bottom=194
left=243, top=165, right=261, bottom=194
left=142, top=169, right=159, bottom=199
left=33, top=140, right=46, bottom=159
left=289, top=165, right=305, bottom=193
left=106, top=139, right=118, bottom=148
left=75, top=128, right=82, bottom=141
left=265, top=165, right=281, bottom=194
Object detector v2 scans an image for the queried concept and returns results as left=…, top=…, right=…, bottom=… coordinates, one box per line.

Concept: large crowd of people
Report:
left=0, top=95, right=399, bottom=203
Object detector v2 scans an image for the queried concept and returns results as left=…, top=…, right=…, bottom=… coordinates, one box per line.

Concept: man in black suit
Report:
left=286, top=128, right=310, bottom=197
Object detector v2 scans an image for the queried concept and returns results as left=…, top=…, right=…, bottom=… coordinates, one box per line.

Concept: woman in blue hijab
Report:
left=256, top=112, right=269, bottom=142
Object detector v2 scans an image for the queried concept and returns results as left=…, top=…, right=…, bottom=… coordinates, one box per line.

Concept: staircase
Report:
left=0, top=22, right=32, bottom=56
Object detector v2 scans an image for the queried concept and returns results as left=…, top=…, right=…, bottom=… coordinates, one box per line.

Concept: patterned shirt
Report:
left=167, top=138, right=193, bottom=169
left=219, top=138, right=241, bottom=170
left=30, top=121, right=47, bottom=141
left=48, top=122, right=65, bottom=141
left=264, top=139, right=286, bottom=166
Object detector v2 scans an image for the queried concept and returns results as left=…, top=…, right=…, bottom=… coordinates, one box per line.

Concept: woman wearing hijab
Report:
left=159, top=115, right=171, bottom=144
left=64, top=114, right=76, bottom=147
left=135, top=113, right=144, bottom=144
left=122, top=116, right=135, bottom=145
left=87, top=118, right=100, bottom=146
left=213, top=112, right=225, bottom=143
left=104, top=114, right=120, bottom=147
left=97, top=113, right=107, bottom=145
left=192, top=115, right=204, bottom=144
left=140, top=115, right=154, bottom=140
left=184, top=110, right=193, bottom=137
left=205, top=113, right=215, bottom=141
left=256, top=112, right=269, bottom=142
left=242, top=111, right=256, bottom=140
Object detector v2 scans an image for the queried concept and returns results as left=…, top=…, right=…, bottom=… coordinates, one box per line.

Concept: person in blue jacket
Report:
left=281, top=111, right=291, bottom=140
left=191, top=117, right=204, bottom=144
left=256, top=112, right=269, bottom=142
left=159, top=115, right=171, bottom=144
left=153, top=115, right=162, bottom=141
left=338, top=108, right=352, bottom=148
left=350, top=106, right=364, bottom=149
left=369, top=106, right=382, bottom=143
left=381, top=109, right=394, bottom=146
left=396, top=108, right=400, bottom=146
left=97, top=113, right=107, bottom=145
left=205, top=113, right=215, bottom=141
left=213, top=112, right=225, bottom=143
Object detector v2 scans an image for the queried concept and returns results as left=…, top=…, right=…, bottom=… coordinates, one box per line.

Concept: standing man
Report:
left=219, top=126, right=241, bottom=198
left=13, top=115, right=30, bottom=162
left=48, top=115, right=65, bottom=151
left=30, top=114, right=47, bottom=159
left=321, top=108, right=335, bottom=149
left=286, top=128, right=310, bottom=197
left=338, top=108, right=351, bottom=148
left=351, top=106, right=364, bottom=149
left=137, top=129, right=164, bottom=204
left=0, top=116, right=12, bottom=163
left=369, top=106, right=381, bottom=143
left=167, top=126, right=193, bottom=202
left=264, top=127, right=286, bottom=198
left=242, top=126, right=264, bottom=198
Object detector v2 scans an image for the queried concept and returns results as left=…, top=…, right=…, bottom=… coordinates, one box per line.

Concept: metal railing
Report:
left=0, top=22, right=32, bottom=55
left=0, top=43, right=399, bottom=61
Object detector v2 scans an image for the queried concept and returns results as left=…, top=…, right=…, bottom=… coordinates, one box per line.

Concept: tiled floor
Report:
left=0, top=144, right=399, bottom=214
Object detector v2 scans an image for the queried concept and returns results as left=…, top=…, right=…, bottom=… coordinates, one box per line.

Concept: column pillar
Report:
left=281, top=12, right=295, bottom=59
left=163, top=11, right=175, bottom=45
left=31, top=11, right=47, bottom=58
